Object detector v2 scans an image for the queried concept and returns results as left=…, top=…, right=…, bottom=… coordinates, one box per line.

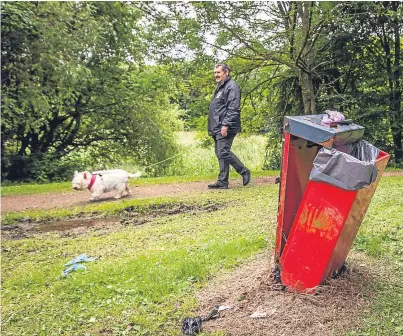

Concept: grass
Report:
left=348, top=176, right=403, bottom=336
left=356, top=273, right=403, bottom=336
left=163, top=133, right=268, bottom=177
left=1, top=181, right=73, bottom=197
left=354, top=176, right=403, bottom=261
left=1, top=176, right=402, bottom=335
left=1, top=185, right=277, bottom=336
left=1, top=129, right=402, bottom=335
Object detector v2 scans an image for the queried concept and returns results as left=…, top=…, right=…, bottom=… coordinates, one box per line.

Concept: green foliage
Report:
left=262, top=131, right=282, bottom=170
left=2, top=0, right=402, bottom=184
left=317, top=2, right=403, bottom=163
left=1, top=2, right=182, bottom=181
left=137, top=1, right=402, bottom=165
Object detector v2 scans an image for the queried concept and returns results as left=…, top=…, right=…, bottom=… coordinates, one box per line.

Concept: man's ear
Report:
left=83, top=172, right=87, bottom=179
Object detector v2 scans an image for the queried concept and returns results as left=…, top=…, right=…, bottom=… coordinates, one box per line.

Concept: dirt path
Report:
left=196, top=252, right=384, bottom=336
left=1, top=176, right=276, bottom=213
left=2, top=171, right=401, bottom=214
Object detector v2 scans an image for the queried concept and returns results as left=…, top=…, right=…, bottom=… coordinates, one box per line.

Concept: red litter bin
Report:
left=275, top=114, right=390, bottom=292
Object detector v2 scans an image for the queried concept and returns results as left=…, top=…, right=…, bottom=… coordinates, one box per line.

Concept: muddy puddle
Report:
left=1, top=217, right=120, bottom=240
left=38, top=217, right=119, bottom=233
left=119, top=202, right=226, bottom=225
left=2, top=202, right=227, bottom=240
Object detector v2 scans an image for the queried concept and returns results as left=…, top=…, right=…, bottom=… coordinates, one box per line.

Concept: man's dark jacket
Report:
left=208, top=76, right=241, bottom=136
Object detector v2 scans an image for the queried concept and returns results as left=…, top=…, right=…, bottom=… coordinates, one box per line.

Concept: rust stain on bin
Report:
left=299, top=204, right=343, bottom=241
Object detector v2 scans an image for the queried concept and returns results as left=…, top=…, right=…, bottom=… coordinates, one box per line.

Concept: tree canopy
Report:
left=1, top=1, right=402, bottom=182
left=2, top=1, right=182, bottom=181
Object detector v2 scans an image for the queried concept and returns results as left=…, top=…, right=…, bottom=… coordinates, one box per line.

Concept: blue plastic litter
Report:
left=61, top=253, right=97, bottom=277
left=62, top=263, right=87, bottom=277
left=64, top=253, right=96, bottom=266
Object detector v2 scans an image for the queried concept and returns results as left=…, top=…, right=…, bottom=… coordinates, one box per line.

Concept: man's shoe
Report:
left=242, top=170, right=251, bottom=186
left=208, top=182, right=228, bottom=189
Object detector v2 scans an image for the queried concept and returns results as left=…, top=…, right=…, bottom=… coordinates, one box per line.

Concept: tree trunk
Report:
left=391, top=3, right=402, bottom=163
left=297, top=1, right=316, bottom=115
left=383, top=2, right=402, bottom=163
left=299, top=70, right=316, bottom=115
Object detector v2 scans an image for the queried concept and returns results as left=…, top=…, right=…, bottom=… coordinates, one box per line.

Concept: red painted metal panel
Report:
left=320, top=150, right=390, bottom=282
left=275, top=116, right=390, bottom=293
left=279, top=181, right=357, bottom=292
left=278, top=151, right=390, bottom=292
left=275, top=132, right=291, bottom=259
left=275, top=135, right=319, bottom=259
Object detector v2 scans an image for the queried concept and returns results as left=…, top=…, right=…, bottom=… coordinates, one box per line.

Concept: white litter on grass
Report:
left=250, top=312, right=268, bottom=318
left=218, top=305, right=233, bottom=312
left=250, top=308, right=276, bottom=319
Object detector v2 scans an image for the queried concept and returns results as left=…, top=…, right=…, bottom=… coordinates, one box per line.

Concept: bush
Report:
left=262, top=131, right=282, bottom=170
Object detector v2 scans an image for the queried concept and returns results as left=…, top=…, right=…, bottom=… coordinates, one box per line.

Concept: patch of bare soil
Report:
left=196, top=252, right=383, bottom=336
left=1, top=202, right=227, bottom=240
left=1, top=176, right=276, bottom=213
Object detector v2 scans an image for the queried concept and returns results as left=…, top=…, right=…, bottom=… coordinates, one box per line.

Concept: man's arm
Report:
left=221, top=83, right=241, bottom=130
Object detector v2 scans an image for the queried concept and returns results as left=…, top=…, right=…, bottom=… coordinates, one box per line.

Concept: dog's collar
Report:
left=87, top=174, right=97, bottom=190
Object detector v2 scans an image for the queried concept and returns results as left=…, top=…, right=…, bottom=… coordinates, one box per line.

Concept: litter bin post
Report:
left=275, top=114, right=390, bottom=293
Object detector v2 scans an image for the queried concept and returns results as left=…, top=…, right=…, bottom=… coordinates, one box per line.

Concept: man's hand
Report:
left=221, top=125, right=228, bottom=137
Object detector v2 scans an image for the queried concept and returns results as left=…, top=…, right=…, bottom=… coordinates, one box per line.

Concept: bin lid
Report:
left=284, top=114, right=365, bottom=148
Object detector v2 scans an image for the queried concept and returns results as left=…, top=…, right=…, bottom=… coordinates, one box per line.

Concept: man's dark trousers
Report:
left=213, top=133, right=248, bottom=185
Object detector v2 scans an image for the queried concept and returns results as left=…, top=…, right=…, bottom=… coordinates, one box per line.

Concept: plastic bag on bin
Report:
left=309, top=140, right=379, bottom=190
left=321, top=110, right=345, bottom=127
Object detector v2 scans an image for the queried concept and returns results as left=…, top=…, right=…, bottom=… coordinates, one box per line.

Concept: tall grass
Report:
left=162, top=132, right=267, bottom=176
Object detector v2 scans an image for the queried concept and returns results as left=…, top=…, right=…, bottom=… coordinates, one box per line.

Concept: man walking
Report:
left=207, top=63, right=251, bottom=189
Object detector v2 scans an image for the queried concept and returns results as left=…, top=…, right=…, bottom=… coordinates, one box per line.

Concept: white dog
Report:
left=72, top=169, right=141, bottom=201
